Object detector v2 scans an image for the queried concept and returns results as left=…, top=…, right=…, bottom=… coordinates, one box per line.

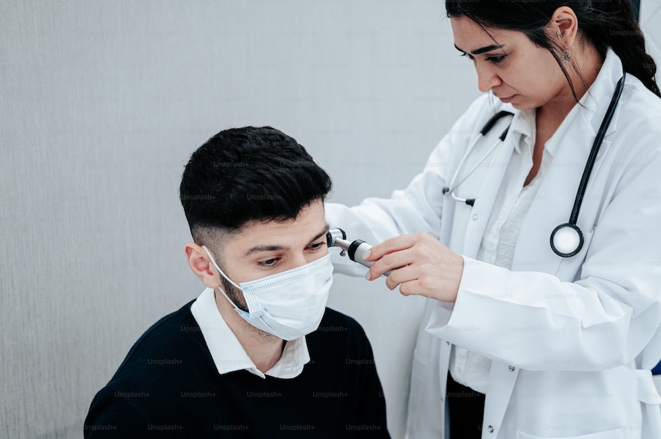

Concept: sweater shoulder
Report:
left=107, top=299, right=212, bottom=387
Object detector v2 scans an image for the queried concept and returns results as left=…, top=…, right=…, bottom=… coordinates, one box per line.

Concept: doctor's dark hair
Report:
left=179, top=126, right=332, bottom=243
left=445, top=0, right=661, bottom=100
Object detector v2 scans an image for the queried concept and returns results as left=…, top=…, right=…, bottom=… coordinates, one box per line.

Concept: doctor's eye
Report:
left=460, top=52, right=475, bottom=62
left=486, top=55, right=506, bottom=65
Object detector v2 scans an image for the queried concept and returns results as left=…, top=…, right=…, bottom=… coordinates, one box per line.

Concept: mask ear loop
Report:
left=202, top=245, right=253, bottom=313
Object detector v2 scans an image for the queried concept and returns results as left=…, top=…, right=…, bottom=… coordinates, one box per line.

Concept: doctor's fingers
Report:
left=363, top=234, right=423, bottom=262
left=398, top=275, right=444, bottom=299
left=384, top=265, right=418, bottom=291
left=366, top=248, right=416, bottom=281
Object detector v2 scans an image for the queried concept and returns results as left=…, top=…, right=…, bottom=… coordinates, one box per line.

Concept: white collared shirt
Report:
left=190, top=287, right=310, bottom=379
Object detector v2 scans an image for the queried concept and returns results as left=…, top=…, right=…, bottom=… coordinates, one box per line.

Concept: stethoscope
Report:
left=442, top=73, right=626, bottom=258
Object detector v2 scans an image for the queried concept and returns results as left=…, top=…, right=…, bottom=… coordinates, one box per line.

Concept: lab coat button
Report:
left=472, top=214, right=478, bottom=221
left=487, top=425, right=494, bottom=433
left=508, top=365, right=515, bottom=372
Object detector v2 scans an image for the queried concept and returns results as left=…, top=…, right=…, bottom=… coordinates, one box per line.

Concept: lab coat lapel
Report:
left=512, top=127, right=614, bottom=275
left=511, top=52, right=624, bottom=274
left=510, top=124, right=602, bottom=274
left=460, top=136, right=516, bottom=258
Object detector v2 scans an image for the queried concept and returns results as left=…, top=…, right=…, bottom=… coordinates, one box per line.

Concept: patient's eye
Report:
left=258, top=257, right=280, bottom=267
left=307, top=241, right=325, bottom=251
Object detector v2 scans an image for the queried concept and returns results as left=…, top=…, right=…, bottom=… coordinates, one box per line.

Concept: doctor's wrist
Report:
left=445, top=253, right=464, bottom=303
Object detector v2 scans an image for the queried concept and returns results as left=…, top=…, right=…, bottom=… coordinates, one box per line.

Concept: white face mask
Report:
left=202, top=246, right=333, bottom=341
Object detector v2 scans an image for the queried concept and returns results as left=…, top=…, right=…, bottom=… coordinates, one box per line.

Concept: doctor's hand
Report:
left=364, top=233, right=464, bottom=303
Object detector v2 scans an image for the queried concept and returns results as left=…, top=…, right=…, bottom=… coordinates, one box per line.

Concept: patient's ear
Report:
left=184, top=242, right=220, bottom=288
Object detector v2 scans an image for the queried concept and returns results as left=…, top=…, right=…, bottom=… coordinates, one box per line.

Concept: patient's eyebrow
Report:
left=244, top=245, right=287, bottom=256
left=243, top=225, right=330, bottom=256
left=455, top=43, right=504, bottom=55
left=309, top=225, right=330, bottom=244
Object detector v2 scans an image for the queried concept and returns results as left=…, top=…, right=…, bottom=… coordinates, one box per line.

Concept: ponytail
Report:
left=586, top=0, right=660, bottom=97
left=446, top=0, right=661, bottom=99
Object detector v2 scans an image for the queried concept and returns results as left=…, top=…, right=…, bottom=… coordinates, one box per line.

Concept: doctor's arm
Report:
left=325, top=144, right=445, bottom=277
left=422, top=147, right=661, bottom=372
left=325, top=97, right=486, bottom=276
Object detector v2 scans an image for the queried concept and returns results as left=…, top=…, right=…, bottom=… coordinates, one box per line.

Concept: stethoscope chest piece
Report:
left=550, top=223, right=584, bottom=258
left=444, top=75, right=625, bottom=259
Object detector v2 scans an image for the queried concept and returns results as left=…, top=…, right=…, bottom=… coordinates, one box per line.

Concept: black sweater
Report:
left=84, top=300, right=390, bottom=438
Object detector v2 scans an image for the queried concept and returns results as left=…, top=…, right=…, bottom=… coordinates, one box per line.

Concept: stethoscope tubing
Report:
left=445, top=111, right=514, bottom=195
left=568, top=74, right=626, bottom=226
left=443, top=74, right=626, bottom=258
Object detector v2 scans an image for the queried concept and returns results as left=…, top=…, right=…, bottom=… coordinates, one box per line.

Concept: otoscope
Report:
left=326, top=228, right=392, bottom=277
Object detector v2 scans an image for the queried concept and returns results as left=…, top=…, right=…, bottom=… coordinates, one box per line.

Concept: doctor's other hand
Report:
left=364, top=233, right=464, bottom=303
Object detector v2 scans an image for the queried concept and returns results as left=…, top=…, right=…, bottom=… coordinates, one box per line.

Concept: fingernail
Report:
left=365, top=271, right=371, bottom=281
left=362, top=250, right=371, bottom=260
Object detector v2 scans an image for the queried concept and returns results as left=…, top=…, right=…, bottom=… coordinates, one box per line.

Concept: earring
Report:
left=562, top=52, right=572, bottom=63
left=557, top=30, right=563, bottom=38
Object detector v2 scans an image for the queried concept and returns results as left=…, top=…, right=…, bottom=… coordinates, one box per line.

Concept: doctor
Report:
left=327, top=1, right=661, bottom=438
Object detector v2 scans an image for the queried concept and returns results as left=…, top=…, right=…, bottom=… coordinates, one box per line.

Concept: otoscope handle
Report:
left=348, top=240, right=392, bottom=277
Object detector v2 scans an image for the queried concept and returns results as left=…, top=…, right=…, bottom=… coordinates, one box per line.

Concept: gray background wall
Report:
left=1, top=1, right=660, bottom=438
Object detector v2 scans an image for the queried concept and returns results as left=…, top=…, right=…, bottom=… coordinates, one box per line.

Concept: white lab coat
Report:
left=326, top=49, right=661, bottom=439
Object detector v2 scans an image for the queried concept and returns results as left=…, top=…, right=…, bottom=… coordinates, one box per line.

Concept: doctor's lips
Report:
left=497, top=94, right=517, bottom=104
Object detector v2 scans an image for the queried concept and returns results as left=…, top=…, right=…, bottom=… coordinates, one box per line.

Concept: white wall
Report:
left=1, top=1, right=659, bottom=438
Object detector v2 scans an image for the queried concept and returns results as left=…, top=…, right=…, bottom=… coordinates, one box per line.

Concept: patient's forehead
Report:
left=224, top=200, right=327, bottom=254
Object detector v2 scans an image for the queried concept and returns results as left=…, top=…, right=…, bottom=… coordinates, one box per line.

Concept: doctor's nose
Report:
left=476, top=64, right=502, bottom=93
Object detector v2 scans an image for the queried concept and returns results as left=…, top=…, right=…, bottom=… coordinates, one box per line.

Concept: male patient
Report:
left=84, top=127, right=389, bottom=437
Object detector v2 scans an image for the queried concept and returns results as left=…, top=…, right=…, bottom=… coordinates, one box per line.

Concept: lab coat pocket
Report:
left=516, top=428, right=623, bottom=439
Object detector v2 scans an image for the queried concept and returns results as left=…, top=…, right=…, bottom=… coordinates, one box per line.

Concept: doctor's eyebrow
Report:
left=454, top=43, right=504, bottom=55
left=243, top=224, right=330, bottom=256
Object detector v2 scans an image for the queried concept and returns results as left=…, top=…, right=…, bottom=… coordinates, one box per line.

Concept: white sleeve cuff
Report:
left=425, top=255, right=509, bottom=341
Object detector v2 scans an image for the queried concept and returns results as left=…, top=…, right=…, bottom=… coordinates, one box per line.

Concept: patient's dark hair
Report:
left=179, top=126, right=332, bottom=244
left=446, top=0, right=660, bottom=100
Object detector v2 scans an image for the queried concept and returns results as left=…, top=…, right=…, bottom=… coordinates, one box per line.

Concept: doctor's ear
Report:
left=184, top=242, right=221, bottom=289
left=548, top=6, right=579, bottom=48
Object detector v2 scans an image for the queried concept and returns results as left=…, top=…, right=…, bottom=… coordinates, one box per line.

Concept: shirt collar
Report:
left=508, top=108, right=536, bottom=155
left=190, top=287, right=310, bottom=379
left=577, top=47, right=625, bottom=142
left=501, top=47, right=624, bottom=157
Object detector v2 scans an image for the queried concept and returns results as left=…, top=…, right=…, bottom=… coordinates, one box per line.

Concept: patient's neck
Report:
left=214, top=288, right=285, bottom=373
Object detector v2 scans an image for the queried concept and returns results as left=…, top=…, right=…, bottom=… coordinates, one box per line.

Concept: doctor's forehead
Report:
left=451, top=16, right=515, bottom=54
